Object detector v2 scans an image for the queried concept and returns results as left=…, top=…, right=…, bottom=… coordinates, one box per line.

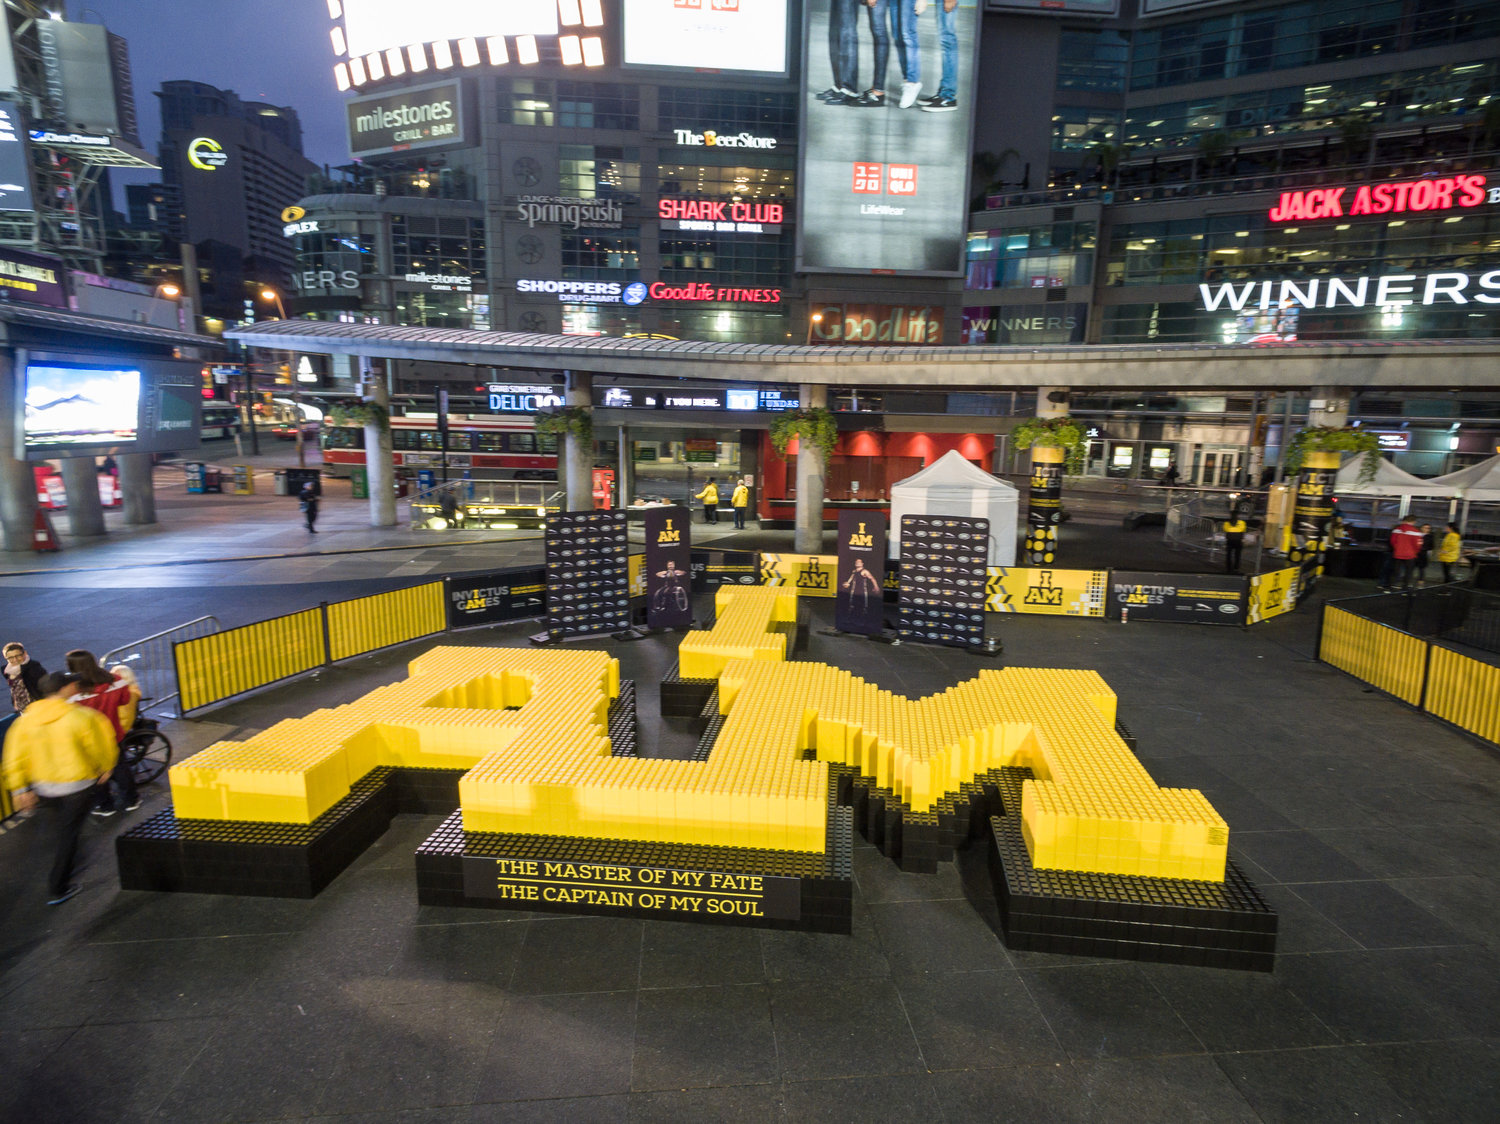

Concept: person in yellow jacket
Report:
left=1438, top=522, right=1463, bottom=584
left=695, top=477, right=719, bottom=524
left=730, top=479, right=751, bottom=529
left=1222, top=512, right=1248, bottom=573
left=3, top=671, right=118, bottom=905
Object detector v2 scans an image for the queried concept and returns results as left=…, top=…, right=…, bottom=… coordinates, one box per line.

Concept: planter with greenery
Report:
left=1285, top=426, right=1380, bottom=484
left=769, top=407, right=838, bottom=465
left=534, top=405, right=593, bottom=448
left=329, top=401, right=389, bottom=431
left=1010, top=416, right=1087, bottom=475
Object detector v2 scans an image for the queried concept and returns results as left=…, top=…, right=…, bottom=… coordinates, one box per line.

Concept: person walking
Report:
left=4, top=642, right=48, bottom=714
left=819, top=0, right=862, bottom=104
left=695, top=477, right=720, bottom=524
left=1222, top=511, right=1248, bottom=573
left=731, top=478, right=751, bottom=530
left=1160, top=461, right=1180, bottom=487
left=299, top=482, right=319, bottom=533
left=1387, top=517, right=1424, bottom=591
left=3, top=671, right=119, bottom=905
left=1438, top=522, right=1463, bottom=583
left=65, top=650, right=140, bottom=817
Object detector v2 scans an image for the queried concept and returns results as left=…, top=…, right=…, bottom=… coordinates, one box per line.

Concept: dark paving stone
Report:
left=868, top=898, right=1013, bottom=974
left=82, top=889, right=316, bottom=944
left=1274, top=950, right=1479, bottom=1044
left=1138, top=963, right=1338, bottom=1052
left=931, top=1064, right=1096, bottom=1124
left=1215, top=1046, right=1421, bottom=1123
left=79, top=934, right=286, bottom=1025
left=631, top=984, right=776, bottom=1091
left=1313, top=826, right=1491, bottom=880
left=769, top=978, right=923, bottom=1082
left=152, top=1012, right=347, bottom=1123
left=853, top=845, right=967, bottom=904
left=1252, top=882, right=1361, bottom=955
left=627, top=1084, right=784, bottom=1123
left=1388, top=875, right=1500, bottom=951
left=1364, top=1038, right=1500, bottom=1123
left=1230, top=831, right=1373, bottom=885
left=758, top=900, right=890, bottom=983
left=1018, top=964, right=1205, bottom=1061
left=509, top=917, right=643, bottom=995
left=0, top=1027, right=76, bottom=1121
left=468, top=1094, right=628, bottom=1123
left=367, top=918, right=527, bottom=1005
left=781, top=1072, right=941, bottom=1123
left=638, top=920, right=765, bottom=990
left=1288, top=880, right=1469, bottom=949
left=895, top=969, right=1065, bottom=1070
left=475, top=991, right=635, bottom=1102
left=241, top=923, right=408, bottom=1017
left=1072, top=1055, right=1261, bottom=1123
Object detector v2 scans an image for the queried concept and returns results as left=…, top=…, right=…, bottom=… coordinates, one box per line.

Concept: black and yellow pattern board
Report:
left=327, top=582, right=446, bottom=663
left=1246, top=567, right=1300, bottom=625
left=985, top=567, right=1107, bottom=617
left=1024, top=523, right=1059, bottom=566
left=759, top=552, right=837, bottom=597
left=174, top=608, right=326, bottom=713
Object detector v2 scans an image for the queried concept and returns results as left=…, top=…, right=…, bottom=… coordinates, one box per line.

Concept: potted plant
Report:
left=534, top=405, right=593, bottom=448
left=1285, top=426, right=1380, bottom=484
left=329, top=401, right=389, bottom=431
left=1009, top=416, right=1086, bottom=475
left=770, top=407, right=838, bottom=465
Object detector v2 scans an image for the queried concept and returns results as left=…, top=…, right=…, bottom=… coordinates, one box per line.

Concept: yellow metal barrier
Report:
left=175, top=609, right=325, bottom=712
left=327, top=581, right=446, bottom=663
left=1318, top=606, right=1427, bottom=706
left=1425, top=645, right=1500, bottom=746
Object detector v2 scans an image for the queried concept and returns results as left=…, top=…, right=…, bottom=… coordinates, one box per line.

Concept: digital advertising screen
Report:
left=623, top=0, right=791, bottom=76
left=798, top=0, right=982, bottom=275
left=22, top=361, right=140, bottom=450
left=986, top=1, right=1117, bottom=13
left=338, top=0, right=559, bottom=59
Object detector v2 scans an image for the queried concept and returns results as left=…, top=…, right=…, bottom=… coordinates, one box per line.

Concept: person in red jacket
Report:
left=1387, top=518, right=1424, bottom=591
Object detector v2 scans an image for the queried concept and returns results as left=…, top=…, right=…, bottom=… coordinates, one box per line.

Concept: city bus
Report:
left=201, top=404, right=241, bottom=440
left=320, top=414, right=559, bottom=479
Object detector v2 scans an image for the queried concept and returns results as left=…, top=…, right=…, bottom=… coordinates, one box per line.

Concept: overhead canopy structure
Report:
left=1333, top=454, right=1443, bottom=497
left=1428, top=453, right=1500, bottom=501
left=889, top=450, right=1019, bottom=567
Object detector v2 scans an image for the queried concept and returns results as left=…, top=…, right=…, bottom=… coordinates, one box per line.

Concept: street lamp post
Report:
left=806, top=311, right=823, bottom=345
left=259, top=287, right=304, bottom=467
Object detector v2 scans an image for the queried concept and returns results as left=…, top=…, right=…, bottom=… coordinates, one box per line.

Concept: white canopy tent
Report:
left=1332, top=454, right=1447, bottom=498
left=888, top=450, right=1019, bottom=566
left=1428, top=453, right=1500, bottom=502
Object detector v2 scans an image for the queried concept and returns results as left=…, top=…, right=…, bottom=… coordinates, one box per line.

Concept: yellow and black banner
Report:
left=835, top=511, right=887, bottom=634
left=1246, top=567, right=1299, bottom=625
left=645, top=506, right=692, bottom=628
left=1026, top=445, right=1064, bottom=565
left=985, top=567, right=1107, bottom=617
left=1107, top=571, right=1248, bottom=626
left=760, top=553, right=837, bottom=597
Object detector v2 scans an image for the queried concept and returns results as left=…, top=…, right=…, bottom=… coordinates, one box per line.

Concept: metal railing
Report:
left=407, top=479, right=562, bottom=531
left=1343, top=584, right=1500, bottom=659
left=101, top=615, right=221, bottom=718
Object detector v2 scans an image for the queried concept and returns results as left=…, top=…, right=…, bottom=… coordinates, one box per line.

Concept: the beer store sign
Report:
left=1268, top=173, right=1498, bottom=223
left=672, top=128, right=778, bottom=150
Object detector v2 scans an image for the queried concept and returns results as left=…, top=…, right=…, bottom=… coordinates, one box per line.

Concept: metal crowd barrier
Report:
left=102, top=615, right=222, bottom=718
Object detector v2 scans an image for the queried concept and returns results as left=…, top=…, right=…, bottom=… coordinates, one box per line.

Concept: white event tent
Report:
left=888, top=450, right=1019, bottom=566
left=1427, top=453, right=1500, bottom=502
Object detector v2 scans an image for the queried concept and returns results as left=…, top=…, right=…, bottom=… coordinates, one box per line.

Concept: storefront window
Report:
left=660, top=235, right=791, bottom=286
left=657, top=308, right=789, bottom=344
left=657, top=158, right=796, bottom=202
left=561, top=230, right=640, bottom=280
left=560, top=145, right=642, bottom=202
left=390, top=215, right=487, bottom=280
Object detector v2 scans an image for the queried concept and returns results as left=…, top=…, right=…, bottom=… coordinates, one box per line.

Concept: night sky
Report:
left=74, top=0, right=352, bottom=200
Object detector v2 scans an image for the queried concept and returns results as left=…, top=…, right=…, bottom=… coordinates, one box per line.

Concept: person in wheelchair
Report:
left=651, top=560, right=689, bottom=615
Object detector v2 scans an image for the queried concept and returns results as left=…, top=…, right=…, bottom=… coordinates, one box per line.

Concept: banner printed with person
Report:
left=835, top=510, right=888, bottom=634
left=645, top=506, right=694, bottom=629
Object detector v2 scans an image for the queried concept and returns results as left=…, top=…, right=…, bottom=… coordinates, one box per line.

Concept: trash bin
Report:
left=285, top=467, right=321, bottom=496
left=202, top=469, right=223, bottom=494
left=273, top=470, right=288, bottom=496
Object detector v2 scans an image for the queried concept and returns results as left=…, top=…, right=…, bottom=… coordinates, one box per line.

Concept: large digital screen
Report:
left=798, top=0, right=981, bottom=275
left=23, top=362, right=140, bottom=449
left=339, top=0, right=559, bottom=58
left=0, top=103, right=33, bottom=213
left=623, top=0, right=790, bottom=75
left=986, top=1, right=1117, bottom=13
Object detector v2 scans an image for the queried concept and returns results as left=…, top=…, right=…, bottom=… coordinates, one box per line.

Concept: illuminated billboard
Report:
left=623, top=0, right=791, bottom=76
left=798, top=0, right=981, bottom=275
left=329, top=0, right=605, bottom=90
left=986, top=1, right=1117, bottom=13
left=16, top=351, right=204, bottom=457
left=346, top=80, right=465, bottom=158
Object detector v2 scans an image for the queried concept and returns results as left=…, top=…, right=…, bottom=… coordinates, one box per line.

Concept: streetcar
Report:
left=201, top=404, right=241, bottom=440
left=319, top=413, right=559, bottom=479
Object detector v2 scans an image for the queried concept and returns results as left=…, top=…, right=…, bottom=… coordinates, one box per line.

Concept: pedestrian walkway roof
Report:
left=225, top=320, right=1500, bottom=389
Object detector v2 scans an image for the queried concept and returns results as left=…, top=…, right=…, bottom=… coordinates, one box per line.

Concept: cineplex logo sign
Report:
left=1200, top=269, right=1500, bottom=312
left=1268, top=173, right=1497, bottom=222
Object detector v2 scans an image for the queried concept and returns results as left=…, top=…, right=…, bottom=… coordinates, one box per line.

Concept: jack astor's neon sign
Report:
left=1268, top=174, right=1497, bottom=222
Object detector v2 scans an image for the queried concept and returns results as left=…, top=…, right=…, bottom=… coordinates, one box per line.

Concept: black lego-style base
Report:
left=989, top=768, right=1277, bottom=971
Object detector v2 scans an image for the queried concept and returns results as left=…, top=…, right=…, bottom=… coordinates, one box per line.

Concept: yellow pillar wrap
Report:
left=1026, top=444, right=1065, bottom=565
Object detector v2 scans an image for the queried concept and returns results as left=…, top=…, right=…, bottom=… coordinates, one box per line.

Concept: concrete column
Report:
left=365, top=358, right=397, bottom=527
left=118, top=453, right=156, bottom=525
left=564, top=370, right=593, bottom=511
left=1308, top=386, right=1350, bottom=429
left=794, top=383, right=827, bottom=556
left=739, top=428, right=761, bottom=521
left=617, top=424, right=634, bottom=507
left=0, top=353, right=38, bottom=552
left=1036, top=387, right=1070, bottom=419
left=60, top=458, right=106, bottom=537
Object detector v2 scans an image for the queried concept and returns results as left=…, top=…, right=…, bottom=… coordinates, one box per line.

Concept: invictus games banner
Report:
left=985, top=567, right=1106, bottom=617
left=1026, top=445, right=1065, bottom=564
left=835, top=511, right=887, bottom=634
left=645, top=506, right=693, bottom=629
left=798, top=0, right=982, bottom=275
left=1247, top=567, right=1299, bottom=625
left=1107, top=571, right=1248, bottom=626
left=447, top=567, right=546, bottom=628
left=545, top=510, right=630, bottom=639
left=898, top=515, right=988, bottom=647
left=690, top=550, right=761, bottom=592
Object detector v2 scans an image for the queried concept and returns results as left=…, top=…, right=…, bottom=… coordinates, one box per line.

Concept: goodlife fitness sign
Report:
left=1268, top=173, right=1499, bottom=223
